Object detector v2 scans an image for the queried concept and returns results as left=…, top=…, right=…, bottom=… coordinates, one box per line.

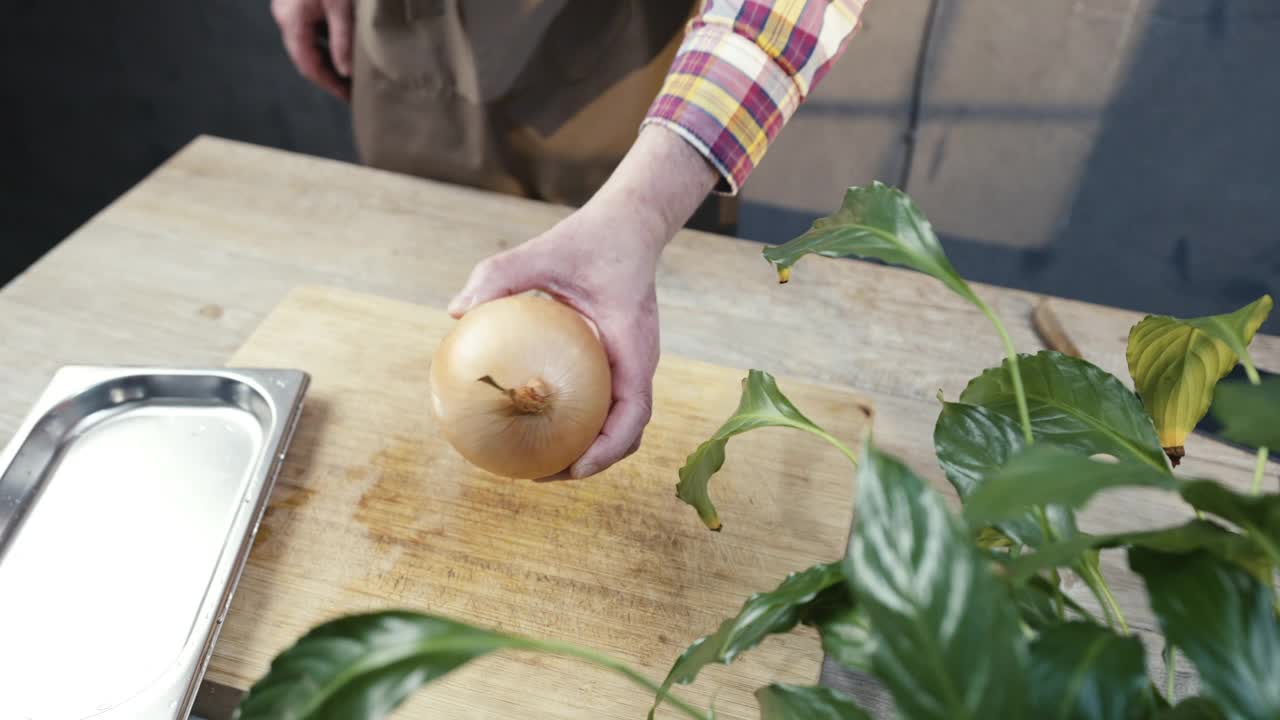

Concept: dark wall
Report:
left=3, top=1, right=1277, bottom=336
left=1, top=1, right=356, bottom=283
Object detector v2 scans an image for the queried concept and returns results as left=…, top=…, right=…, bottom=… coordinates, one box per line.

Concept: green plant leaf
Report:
left=1008, top=520, right=1268, bottom=584
left=937, top=375, right=1173, bottom=629
left=801, top=583, right=875, bottom=671
left=1210, top=377, right=1280, bottom=450
left=1013, top=577, right=1067, bottom=629
left=232, top=607, right=512, bottom=712
left=1015, top=575, right=1096, bottom=627
left=1027, top=622, right=1154, bottom=720
left=1178, top=480, right=1280, bottom=566
left=960, top=351, right=1167, bottom=470
left=240, top=612, right=712, bottom=720
left=1180, top=481, right=1280, bottom=532
left=652, top=562, right=845, bottom=718
left=1183, top=296, right=1273, bottom=381
left=235, top=612, right=527, bottom=719
left=1126, top=296, right=1272, bottom=459
left=762, top=183, right=1040, bottom=445
left=761, top=182, right=979, bottom=306
left=756, top=684, right=872, bottom=720
left=677, top=370, right=842, bottom=530
left=846, top=443, right=1028, bottom=719
left=1154, top=698, right=1227, bottom=720
left=1113, top=521, right=1270, bottom=580
left=1130, top=549, right=1280, bottom=720
left=814, top=607, right=875, bottom=672
left=963, top=447, right=1177, bottom=529
left=934, top=402, right=1076, bottom=546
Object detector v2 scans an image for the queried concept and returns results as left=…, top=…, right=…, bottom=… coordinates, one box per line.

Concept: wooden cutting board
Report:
left=210, top=285, right=872, bottom=719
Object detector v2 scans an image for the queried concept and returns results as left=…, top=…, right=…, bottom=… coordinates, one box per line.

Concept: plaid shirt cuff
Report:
left=643, top=24, right=804, bottom=196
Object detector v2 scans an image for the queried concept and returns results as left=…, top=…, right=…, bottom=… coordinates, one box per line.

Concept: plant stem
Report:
left=814, top=429, right=859, bottom=467
left=976, top=293, right=1140, bottom=641
left=1079, top=569, right=1117, bottom=631
left=1245, top=364, right=1262, bottom=385
left=1244, top=522, right=1280, bottom=569
left=1102, top=585, right=1129, bottom=636
left=1163, top=644, right=1177, bottom=703
left=534, top=640, right=710, bottom=720
left=977, top=299, right=1034, bottom=444
left=977, top=295, right=1083, bottom=628
left=1243, top=351, right=1265, bottom=497
left=1032, top=507, right=1065, bottom=620
left=1235, top=514, right=1280, bottom=615
left=974, top=292, right=1141, bottom=638
left=1253, top=447, right=1269, bottom=495
left=1048, top=568, right=1066, bottom=619
left=1241, top=351, right=1262, bottom=386
left=1082, top=563, right=1129, bottom=635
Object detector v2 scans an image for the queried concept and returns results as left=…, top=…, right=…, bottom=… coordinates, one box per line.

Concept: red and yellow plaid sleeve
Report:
left=643, top=0, right=867, bottom=195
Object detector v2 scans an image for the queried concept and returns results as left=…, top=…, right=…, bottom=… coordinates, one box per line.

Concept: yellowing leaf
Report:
left=1183, top=295, right=1274, bottom=383
left=1126, top=296, right=1273, bottom=461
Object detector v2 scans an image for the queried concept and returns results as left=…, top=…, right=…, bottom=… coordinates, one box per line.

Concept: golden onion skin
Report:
left=429, top=293, right=612, bottom=479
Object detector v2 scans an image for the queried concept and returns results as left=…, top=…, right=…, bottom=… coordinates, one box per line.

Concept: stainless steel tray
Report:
left=0, top=366, right=309, bottom=720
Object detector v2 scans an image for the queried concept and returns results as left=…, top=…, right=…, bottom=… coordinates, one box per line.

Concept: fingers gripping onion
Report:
left=429, top=293, right=612, bottom=479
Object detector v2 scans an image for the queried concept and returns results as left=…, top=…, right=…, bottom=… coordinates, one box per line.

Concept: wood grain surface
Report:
left=219, top=285, right=870, bottom=718
left=1, top=137, right=1277, bottom=713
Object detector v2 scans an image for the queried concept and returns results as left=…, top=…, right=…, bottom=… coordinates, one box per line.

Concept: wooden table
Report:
left=3, top=136, right=1276, bottom=715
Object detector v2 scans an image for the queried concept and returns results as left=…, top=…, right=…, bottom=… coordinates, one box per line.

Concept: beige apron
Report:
left=351, top=0, right=736, bottom=232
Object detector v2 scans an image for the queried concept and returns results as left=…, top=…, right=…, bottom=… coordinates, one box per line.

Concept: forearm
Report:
left=450, top=128, right=704, bottom=478
left=586, top=125, right=719, bottom=255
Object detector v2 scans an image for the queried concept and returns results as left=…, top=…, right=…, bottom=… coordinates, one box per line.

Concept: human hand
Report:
left=271, top=0, right=353, bottom=102
left=448, top=126, right=718, bottom=479
left=448, top=200, right=664, bottom=480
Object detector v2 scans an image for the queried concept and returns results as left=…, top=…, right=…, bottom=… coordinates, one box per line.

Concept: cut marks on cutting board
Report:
left=212, top=285, right=873, bottom=719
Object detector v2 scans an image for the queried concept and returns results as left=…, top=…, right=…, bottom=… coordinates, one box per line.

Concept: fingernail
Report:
left=573, top=462, right=597, bottom=479
left=448, top=294, right=472, bottom=315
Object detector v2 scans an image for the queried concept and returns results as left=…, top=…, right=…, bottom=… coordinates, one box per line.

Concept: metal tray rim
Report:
left=0, top=365, right=309, bottom=719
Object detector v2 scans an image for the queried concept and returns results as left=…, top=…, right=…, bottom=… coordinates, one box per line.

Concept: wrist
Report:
left=587, top=125, right=718, bottom=253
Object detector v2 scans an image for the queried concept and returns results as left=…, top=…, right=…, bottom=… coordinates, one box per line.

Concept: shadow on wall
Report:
left=1041, top=1, right=1280, bottom=333
left=742, top=0, right=1280, bottom=335
left=0, top=0, right=356, bottom=285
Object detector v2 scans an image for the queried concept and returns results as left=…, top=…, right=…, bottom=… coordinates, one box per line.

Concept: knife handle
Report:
left=1032, top=299, right=1082, bottom=358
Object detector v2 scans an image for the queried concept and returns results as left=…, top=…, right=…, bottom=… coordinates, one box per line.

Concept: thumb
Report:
left=448, top=248, right=549, bottom=318
left=323, top=0, right=354, bottom=78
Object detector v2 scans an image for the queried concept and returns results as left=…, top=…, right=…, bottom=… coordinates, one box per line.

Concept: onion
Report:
left=429, top=293, right=612, bottom=479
